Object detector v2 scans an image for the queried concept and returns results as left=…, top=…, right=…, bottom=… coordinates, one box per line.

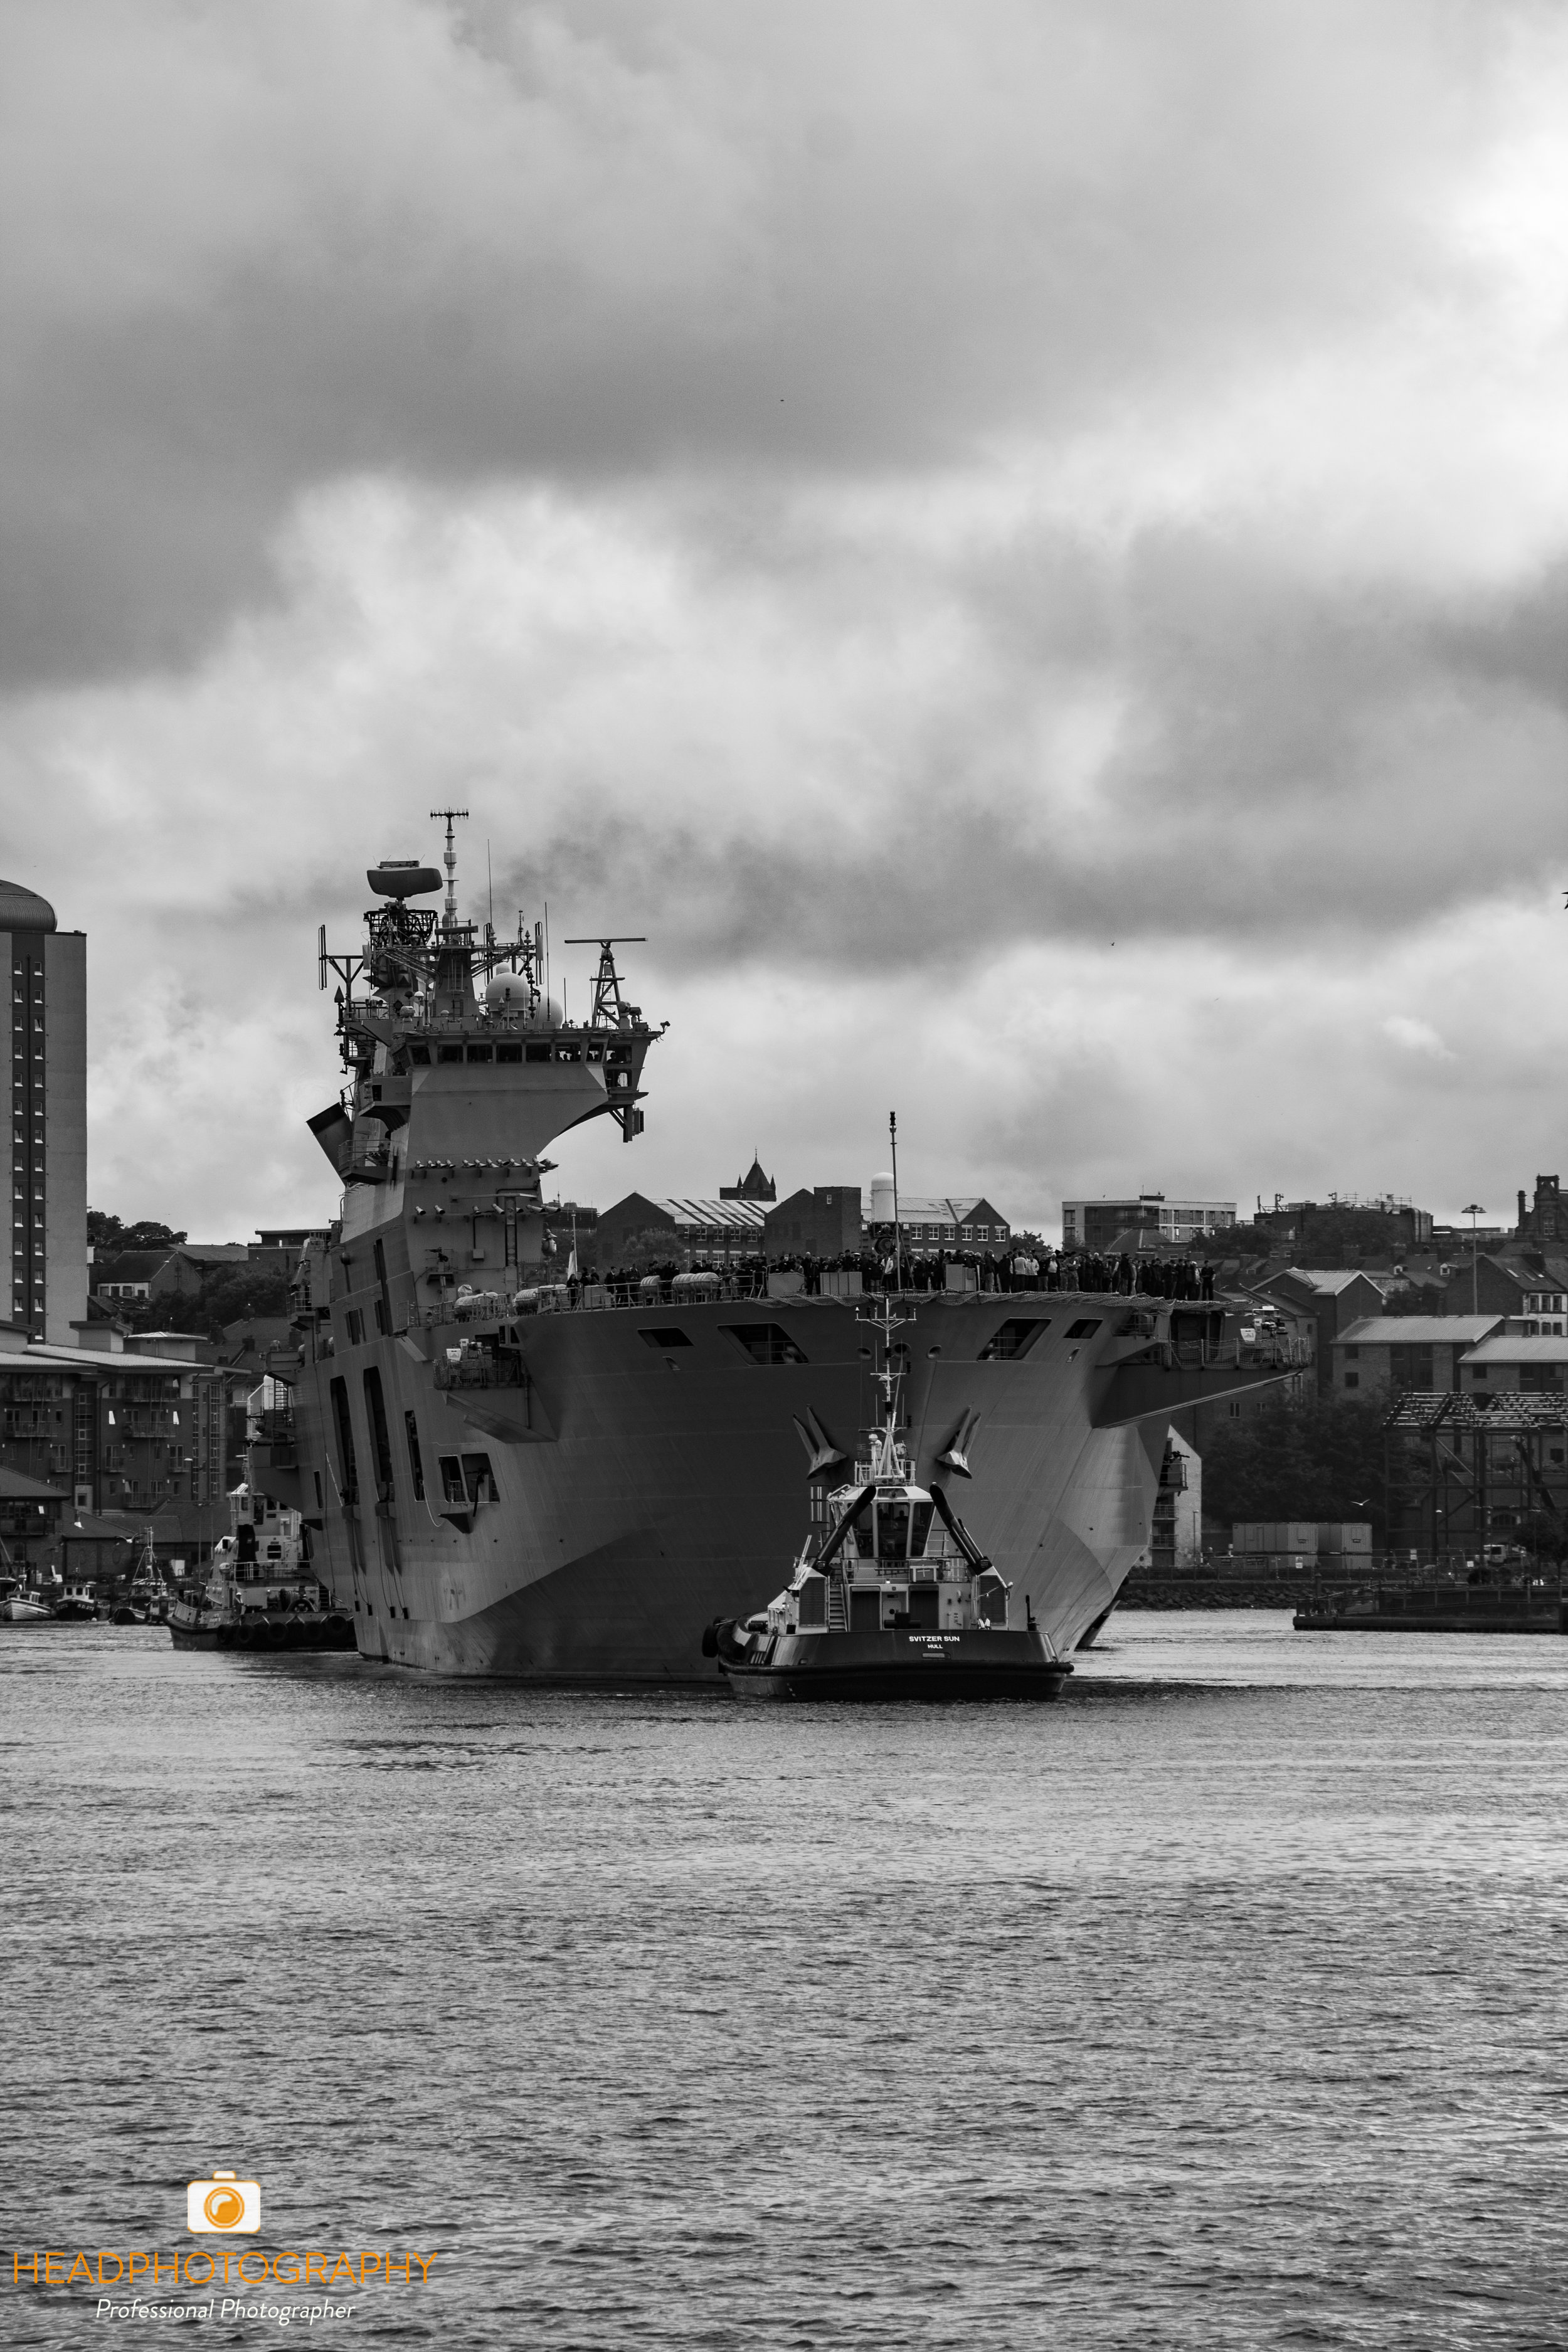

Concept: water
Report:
left=6, top=1611, right=1568, bottom=2349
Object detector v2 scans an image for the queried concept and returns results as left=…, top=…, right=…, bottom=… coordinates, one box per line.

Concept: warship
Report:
left=252, top=819, right=1300, bottom=1681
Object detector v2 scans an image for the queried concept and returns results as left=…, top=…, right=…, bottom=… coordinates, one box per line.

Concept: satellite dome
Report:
left=0, top=879, right=57, bottom=933
left=485, top=971, right=534, bottom=1014
left=526, top=994, right=564, bottom=1030
left=869, top=1171, right=896, bottom=1220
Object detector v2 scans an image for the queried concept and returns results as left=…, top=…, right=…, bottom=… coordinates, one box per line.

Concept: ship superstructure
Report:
left=255, top=825, right=1306, bottom=1680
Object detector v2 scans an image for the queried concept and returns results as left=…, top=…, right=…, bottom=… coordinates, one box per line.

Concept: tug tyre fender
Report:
left=701, top=1617, right=728, bottom=1660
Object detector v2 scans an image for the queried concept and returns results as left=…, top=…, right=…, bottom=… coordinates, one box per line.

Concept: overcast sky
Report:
left=3, top=0, right=1565, bottom=1240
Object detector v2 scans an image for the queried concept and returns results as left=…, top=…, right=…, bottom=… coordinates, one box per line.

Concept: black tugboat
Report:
left=169, top=1492, right=354, bottom=1653
left=704, top=1299, right=1073, bottom=1702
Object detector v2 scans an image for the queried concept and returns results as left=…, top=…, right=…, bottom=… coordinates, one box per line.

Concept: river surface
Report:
left=4, top=1610, right=1567, bottom=2349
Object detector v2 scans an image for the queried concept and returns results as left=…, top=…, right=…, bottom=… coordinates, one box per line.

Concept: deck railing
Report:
left=404, top=1276, right=1251, bottom=1333
left=432, top=1352, right=528, bottom=1393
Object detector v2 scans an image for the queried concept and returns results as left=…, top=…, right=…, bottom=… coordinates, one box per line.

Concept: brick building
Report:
left=1516, top=1177, right=1568, bottom=1246
left=763, top=1187, right=862, bottom=1259
left=0, top=1325, right=238, bottom=1514
left=1253, top=1268, right=1387, bottom=1394
left=1455, top=1333, right=1568, bottom=1399
left=1330, top=1315, right=1502, bottom=1402
left=866, top=1175, right=1012, bottom=1251
left=1062, top=1194, right=1235, bottom=1252
left=1438, top=1252, right=1568, bottom=1323
left=594, top=1192, right=770, bottom=1267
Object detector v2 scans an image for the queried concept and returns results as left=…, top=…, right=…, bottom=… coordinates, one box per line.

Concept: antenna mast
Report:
left=889, top=1109, right=904, bottom=1295
left=430, top=807, right=469, bottom=931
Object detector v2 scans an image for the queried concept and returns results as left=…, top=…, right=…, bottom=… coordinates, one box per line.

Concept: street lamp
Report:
left=1463, top=1203, right=1485, bottom=1316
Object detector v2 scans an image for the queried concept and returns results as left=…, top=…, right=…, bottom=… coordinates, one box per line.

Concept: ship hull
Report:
left=267, top=1289, right=1290, bottom=1683
left=167, top=1612, right=357, bottom=1651
left=718, top=1624, right=1070, bottom=1702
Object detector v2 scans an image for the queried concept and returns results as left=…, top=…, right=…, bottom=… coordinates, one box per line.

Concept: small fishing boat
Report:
left=704, top=1300, right=1073, bottom=1702
left=0, top=1576, right=54, bottom=1623
left=110, top=1529, right=170, bottom=1624
left=55, top=1579, right=101, bottom=1623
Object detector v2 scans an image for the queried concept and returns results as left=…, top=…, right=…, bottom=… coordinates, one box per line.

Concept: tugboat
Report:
left=704, top=1300, right=1073, bottom=1702
left=169, top=1486, right=354, bottom=1652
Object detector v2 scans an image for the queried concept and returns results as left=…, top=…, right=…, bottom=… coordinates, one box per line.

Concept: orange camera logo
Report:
left=186, top=2171, right=261, bottom=2235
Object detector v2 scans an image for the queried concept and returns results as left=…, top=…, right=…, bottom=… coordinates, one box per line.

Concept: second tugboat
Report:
left=169, top=1484, right=354, bottom=1653
left=705, top=1300, right=1072, bottom=1702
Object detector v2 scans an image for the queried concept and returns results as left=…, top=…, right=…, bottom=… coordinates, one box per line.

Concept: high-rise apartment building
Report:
left=2, top=879, right=87, bottom=1344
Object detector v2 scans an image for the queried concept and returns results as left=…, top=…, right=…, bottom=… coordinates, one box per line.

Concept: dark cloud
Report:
left=5, top=0, right=1567, bottom=1236
left=0, top=0, right=1520, bottom=684
left=484, top=526, right=1567, bottom=970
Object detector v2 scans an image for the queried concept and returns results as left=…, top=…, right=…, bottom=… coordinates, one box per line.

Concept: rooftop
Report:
left=1273, top=1268, right=1388, bottom=1297
left=657, top=1198, right=769, bottom=1231
left=1461, top=1335, right=1568, bottom=1364
left=0, top=877, right=56, bottom=933
left=0, top=1465, right=68, bottom=1502
left=1337, top=1315, right=1503, bottom=1345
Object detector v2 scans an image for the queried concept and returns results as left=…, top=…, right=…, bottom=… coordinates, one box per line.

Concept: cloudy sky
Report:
left=3, top=0, right=1565, bottom=1240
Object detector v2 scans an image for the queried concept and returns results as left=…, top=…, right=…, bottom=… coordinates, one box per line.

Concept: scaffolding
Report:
left=1383, top=1390, right=1568, bottom=1567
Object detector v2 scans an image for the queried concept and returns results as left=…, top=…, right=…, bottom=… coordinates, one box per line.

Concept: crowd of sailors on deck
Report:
left=578, top=1244, right=1217, bottom=1302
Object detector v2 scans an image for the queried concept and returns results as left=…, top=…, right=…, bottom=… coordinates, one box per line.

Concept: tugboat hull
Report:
left=716, top=1624, right=1071, bottom=1702
left=168, top=1612, right=356, bottom=1653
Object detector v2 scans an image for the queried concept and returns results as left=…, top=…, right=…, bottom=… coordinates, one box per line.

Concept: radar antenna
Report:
left=564, top=937, right=647, bottom=1029
left=430, top=808, right=469, bottom=931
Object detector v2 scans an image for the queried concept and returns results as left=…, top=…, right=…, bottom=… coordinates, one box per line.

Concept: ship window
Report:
left=329, top=1378, right=358, bottom=1505
left=876, top=1500, right=910, bottom=1561
left=496, top=1043, right=522, bottom=1064
left=1064, top=1318, right=1101, bottom=1340
left=639, top=1327, right=693, bottom=1349
left=438, top=1044, right=464, bottom=1064
left=363, top=1368, right=395, bottom=1495
left=462, top=1451, right=495, bottom=1503
left=408, top=1043, right=430, bottom=1064
left=910, top=1500, right=935, bottom=1555
left=344, top=1308, right=364, bottom=1347
left=554, top=1044, right=581, bottom=1063
left=526, top=1043, right=551, bottom=1062
left=438, top=1454, right=465, bottom=1505
left=721, top=1323, right=807, bottom=1366
left=466, top=1042, right=492, bottom=1063
left=980, top=1318, right=1050, bottom=1360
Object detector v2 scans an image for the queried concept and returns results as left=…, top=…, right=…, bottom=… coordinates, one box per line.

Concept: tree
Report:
left=114, top=1264, right=292, bottom=1341
left=88, top=1209, right=186, bottom=1250
left=1199, top=1392, right=1388, bottom=1542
